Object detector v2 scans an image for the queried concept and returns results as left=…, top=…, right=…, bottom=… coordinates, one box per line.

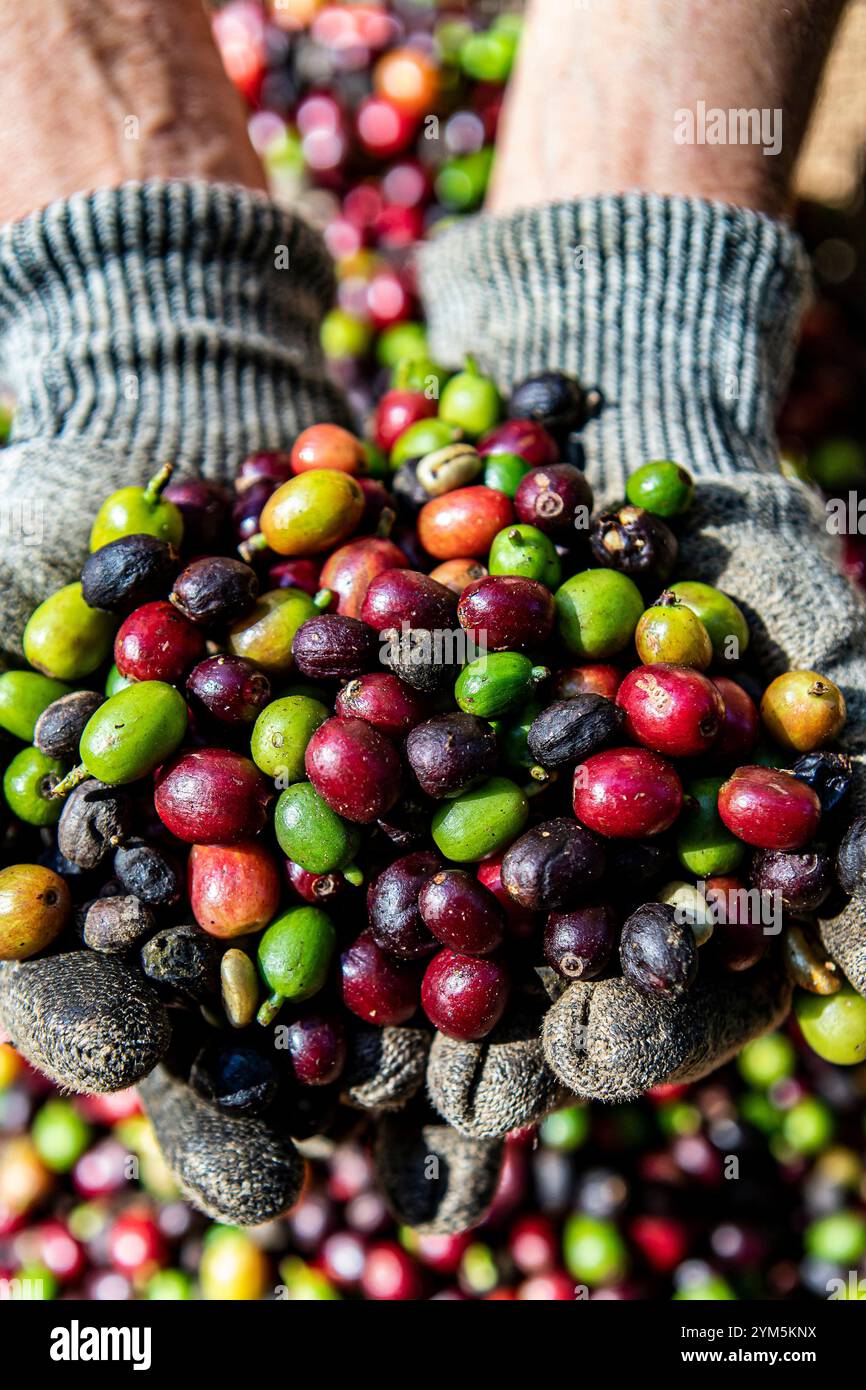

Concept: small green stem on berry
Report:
left=238, top=533, right=268, bottom=562
left=48, top=764, right=90, bottom=799
left=144, top=462, right=174, bottom=506
left=313, top=588, right=334, bottom=612
left=256, top=992, right=284, bottom=1028
left=343, top=863, right=364, bottom=888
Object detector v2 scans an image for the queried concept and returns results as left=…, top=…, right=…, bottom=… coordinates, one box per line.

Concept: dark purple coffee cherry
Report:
left=80, top=533, right=179, bottom=613
left=514, top=463, right=593, bottom=539
left=163, top=478, right=232, bottom=554
left=233, top=478, right=275, bottom=542
left=367, top=850, right=443, bottom=959
left=285, top=1015, right=347, bottom=1087
left=620, top=902, right=697, bottom=997
left=588, top=505, right=678, bottom=590
left=544, top=902, right=619, bottom=980
left=603, top=839, right=674, bottom=897
left=292, top=614, right=378, bottom=681
left=186, top=655, right=271, bottom=726
left=406, top=712, right=497, bottom=798
left=34, top=690, right=104, bottom=762
left=457, top=575, right=555, bottom=653
left=750, top=847, right=833, bottom=913
left=508, top=372, right=597, bottom=440
left=418, top=869, right=504, bottom=955
left=527, top=694, right=624, bottom=768
left=170, top=556, right=259, bottom=627
left=501, top=818, right=606, bottom=912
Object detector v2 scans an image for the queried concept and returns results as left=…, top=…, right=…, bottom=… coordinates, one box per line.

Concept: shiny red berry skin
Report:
left=163, top=478, right=231, bottom=553
left=360, top=568, right=457, bottom=632
left=712, top=676, right=760, bottom=761
left=421, top=949, right=510, bottom=1040
left=319, top=537, right=407, bottom=619
left=286, top=1015, right=347, bottom=1086
left=268, top=558, right=322, bottom=596
left=476, top=855, right=534, bottom=939
left=418, top=869, right=505, bottom=955
left=477, top=419, right=559, bottom=466
left=235, top=450, right=294, bottom=493
left=284, top=858, right=346, bottom=906
left=616, top=665, right=724, bottom=758
left=553, top=664, right=623, bottom=701
left=418, top=486, right=513, bottom=562
left=305, top=716, right=401, bottom=824
left=373, top=389, right=437, bottom=452
left=703, top=875, right=769, bottom=971
left=154, top=748, right=271, bottom=844
left=114, top=600, right=206, bottom=684
left=361, top=1241, right=423, bottom=1300
left=335, top=672, right=430, bottom=738
left=340, top=930, right=422, bottom=1025
left=107, top=1211, right=166, bottom=1277
left=457, top=575, right=555, bottom=653
left=573, top=747, right=683, bottom=838
left=717, top=765, right=821, bottom=850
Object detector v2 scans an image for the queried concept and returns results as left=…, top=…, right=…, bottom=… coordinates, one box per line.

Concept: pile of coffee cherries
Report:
left=3, top=1033, right=866, bottom=1300
left=210, top=0, right=520, bottom=414
left=2, top=362, right=866, bottom=1097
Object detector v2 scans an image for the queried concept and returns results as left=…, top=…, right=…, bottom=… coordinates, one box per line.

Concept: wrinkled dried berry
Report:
left=836, top=815, right=866, bottom=897
left=113, top=839, right=183, bottom=907
left=588, top=505, right=678, bottom=589
left=501, top=818, right=606, bottom=911
left=82, top=895, right=155, bottom=953
left=34, top=690, right=104, bottom=762
left=619, top=902, right=697, bottom=997
left=140, top=924, right=223, bottom=1004
left=380, top=627, right=461, bottom=693
left=170, top=556, right=259, bottom=627
left=57, top=779, right=131, bottom=870
left=527, top=694, right=624, bottom=769
left=292, top=613, right=378, bottom=681
left=189, top=1045, right=278, bottom=1115
left=791, top=751, right=853, bottom=821
left=406, top=712, right=497, bottom=798
left=80, top=533, right=179, bottom=613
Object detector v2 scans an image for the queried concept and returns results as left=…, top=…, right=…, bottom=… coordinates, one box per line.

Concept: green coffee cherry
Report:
left=438, top=357, right=501, bottom=438
left=669, top=581, right=749, bottom=664
left=0, top=671, right=70, bottom=743
left=483, top=452, right=532, bottom=498
left=31, top=1099, right=91, bottom=1173
left=431, top=776, right=528, bottom=861
left=251, top=695, right=329, bottom=783
left=23, top=583, right=116, bottom=681
left=455, top=652, right=548, bottom=719
left=488, top=524, right=561, bottom=587
left=89, top=462, right=183, bottom=551
left=52, top=681, right=188, bottom=796
left=390, top=417, right=460, bottom=469
left=626, top=460, right=694, bottom=517
left=274, top=781, right=360, bottom=876
left=4, top=747, right=67, bottom=826
left=563, top=1214, right=627, bottom=1287
left=257, top=907, right=337, bottom=1025
left=676, top=776, right=745, bottom=877
left=555, top=569, right=644, bottom=657
left=377, top=321, right=428, bottom=369
left=435, top=148, right=494, bottom=213
left=795, top=986, right=866, bottom=1065
left=105, top=663, right=134, bottom=696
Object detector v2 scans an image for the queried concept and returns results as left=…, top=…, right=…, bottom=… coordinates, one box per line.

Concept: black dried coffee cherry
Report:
left=604, top=839, right=674, bottom=896
left=837, top=816, right=866, bottom=897
left=501, top=818, right=605, bottom=912
left=791, top=751, right=853, bottom=820
left=544, top=902, right=619, bottom=980
left=619, top=902, right=697, bottom=997
left=57, top=780, right=131, bottom=870
left=34, top=690, right=104, bottom=762
left=749, top=846, right=833, bottom=913
left=82, top=895, right=155, bottom=953
left=170, top=556, right=259, bottom=627
left=380, top=629, right=460, bottom=694
left=189, top=1045, right=278, bottom=1115
left=292, top=613, right=378, bottom=681
left=508, top=371, right=597, bottom=439
left=527, top=694, right=624, bottom=768
left=80, top=534, right=179, bottom=613
left=113, top=839, right=183, bottom=907
left=406, top=712, right=497, bottom=798
left=140, top=924, right=222, bottom=1004
left=588, top=505, right=677, bottom=589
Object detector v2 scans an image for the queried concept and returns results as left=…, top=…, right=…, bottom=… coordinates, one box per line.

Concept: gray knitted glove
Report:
left=418, top=194, right=866, bottom=1119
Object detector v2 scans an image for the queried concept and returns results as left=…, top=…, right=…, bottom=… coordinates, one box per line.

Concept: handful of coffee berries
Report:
left=1, top=364, right=865, bottom=1173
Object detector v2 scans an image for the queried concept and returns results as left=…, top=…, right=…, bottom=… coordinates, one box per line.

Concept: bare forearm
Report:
left=0, top=0, right=264, bottom=224
left=490, top=0, right=845, bottom=217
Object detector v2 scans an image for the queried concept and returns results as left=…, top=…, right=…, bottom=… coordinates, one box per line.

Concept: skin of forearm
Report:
left=0, top=0, right=264, bottom=225
left=489, top=0, right=846, bottom=218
